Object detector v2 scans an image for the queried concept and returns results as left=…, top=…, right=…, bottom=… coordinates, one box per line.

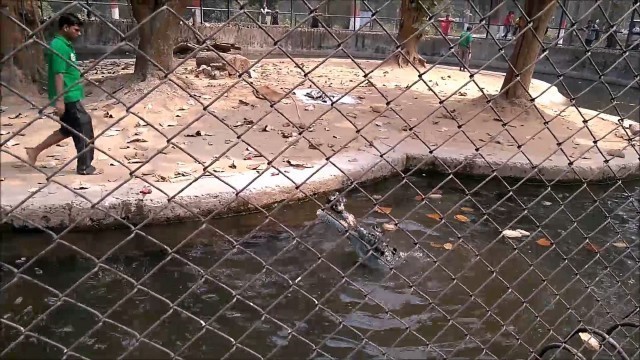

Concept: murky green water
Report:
left=1, top=174, right=639, bottom=359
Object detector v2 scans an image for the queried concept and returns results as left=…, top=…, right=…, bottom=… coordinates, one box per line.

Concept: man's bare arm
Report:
left=55, top=74, right=65, bottom=115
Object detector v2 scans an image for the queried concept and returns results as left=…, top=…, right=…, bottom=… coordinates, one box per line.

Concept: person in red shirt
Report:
left=502, top=11, right=515, bottom=39
left=439, top=14, right=454, bottom=37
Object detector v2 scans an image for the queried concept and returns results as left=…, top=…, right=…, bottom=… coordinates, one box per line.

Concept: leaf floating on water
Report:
left=536, top=238, right=553, bottom=247
left=375, top=206, right=392, bottom=214
left=502, top=229, right=530, bottom=238
left=381, top=223, right=397, bottom=231
left=584, top=242, right=601, bottom=253
left=578, top=332, right=601, bottom=351
left=426, top=213, right=442, bottom=221
left=454, top=214, right=470, bottom=223
left=443, top=243, right=453, bottom=250
left=611, top=241, right=628, bottom=248
left=429, top=242, right=443, bottom=248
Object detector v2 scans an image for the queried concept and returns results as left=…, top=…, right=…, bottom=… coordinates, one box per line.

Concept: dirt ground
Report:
left=0, top=58, right=634, bottom=190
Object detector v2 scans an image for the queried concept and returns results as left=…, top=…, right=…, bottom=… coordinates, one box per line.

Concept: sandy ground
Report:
left=0, top=58, right=636, bottom=191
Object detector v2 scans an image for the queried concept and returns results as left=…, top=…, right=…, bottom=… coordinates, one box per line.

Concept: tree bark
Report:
left=390, top=0, right=436, bottom=68
left=0, top=0, right=45, bottom=87
left=131, top=0, right=189, bottom=80
left=500, top=0, right=557, bottom=100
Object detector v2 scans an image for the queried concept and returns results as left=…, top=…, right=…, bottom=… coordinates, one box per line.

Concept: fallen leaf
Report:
left=71, top=182, right=90, bottom=190
left=454, top=214, right=470, bottom=223
left=611, top=241, right=628, bottom=248
left=443, top=243, right=453, bottom=250
left=427, top=194, right=443, bottom=199
left=584, top=242, right=601, bottom=253
left=426, top=213, right=442, bottom=221
left=578, top=332, right=601, bottom=351
left=429, top=242, right=443, bottom=248
left=261, top=125, right=274, bottom=132
left=286, top=159, right=312, bottom=169
left=415, top=195, right=424, bottom=201
left=126, top=136, right=148, bottom=143
left=460, top=207, right=474, bottom=213
left=103, top=130, right=120, bottom=137
left=304, top=104, right=315, bottom=111
left=375, top=206, right=392, bottom=214
left=381, top=223, right=397, bottom=231
left=536, top=238, right=553, bottom=247
left=246, top=163, right=267, bottom=170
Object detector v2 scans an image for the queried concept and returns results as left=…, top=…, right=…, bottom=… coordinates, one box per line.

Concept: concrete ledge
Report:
left=2, top=145, right=638, bottom=231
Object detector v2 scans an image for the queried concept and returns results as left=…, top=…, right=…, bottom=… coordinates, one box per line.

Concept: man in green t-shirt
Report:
left=458, top=26, right=473, bottom=71
left=26, top=13, right=101, bottom=175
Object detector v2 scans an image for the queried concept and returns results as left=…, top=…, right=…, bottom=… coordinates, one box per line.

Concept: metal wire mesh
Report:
left=1, top=0, right=639, bottom=359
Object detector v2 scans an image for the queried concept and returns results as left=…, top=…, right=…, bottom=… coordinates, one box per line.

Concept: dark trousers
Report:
left=59, top=101, right=94, bottom=172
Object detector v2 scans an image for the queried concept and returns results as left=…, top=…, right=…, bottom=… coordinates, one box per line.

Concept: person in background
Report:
left=458, top=26, right=473, bottom=71
left=512, top=14, right=521, bottom=37
left=502, top=11, right=515, bottom=39
left=260, top=2, right=269, bottom=25
left=26, top=13, right=101, bottom=175
left=438, top=14, right=454, bottom=37
left=271, top=9, right=279, bottom=25
left=606, top=24, right=620, bottom=49
left=581, top=19, right=599, bottom=47
left=627, top=21, right=640, bottom=50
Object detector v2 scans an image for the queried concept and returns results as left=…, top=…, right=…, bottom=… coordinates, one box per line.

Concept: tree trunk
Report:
left=131, top=0, right=189, bottom=80
left=500, top=0, right=557, bottom=100
left=390, top=0, right=432, bottom=68
left=0, top=0, right=45, bottom=88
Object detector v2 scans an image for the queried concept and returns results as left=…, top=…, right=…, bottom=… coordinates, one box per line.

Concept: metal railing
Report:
left=1, top=0, right=638, bottom=359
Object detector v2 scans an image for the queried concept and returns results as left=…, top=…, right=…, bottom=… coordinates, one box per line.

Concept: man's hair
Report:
left=58, top=13, right=83, bottom=29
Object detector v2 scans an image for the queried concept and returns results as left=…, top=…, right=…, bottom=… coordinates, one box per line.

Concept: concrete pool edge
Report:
left=2, top=142, right=638, bottom=231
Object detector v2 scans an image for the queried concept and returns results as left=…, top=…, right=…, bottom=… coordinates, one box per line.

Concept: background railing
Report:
left=36, top=0, right=640, bottom=47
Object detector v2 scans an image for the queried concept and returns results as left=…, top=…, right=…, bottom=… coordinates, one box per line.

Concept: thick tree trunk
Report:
left=0, top=0, right=44, bottom=87
left=500, top=0, right=557, bottom=100
left=390, top=0, right=435, bottom=68
left=131, top=0, right=189, bottom=80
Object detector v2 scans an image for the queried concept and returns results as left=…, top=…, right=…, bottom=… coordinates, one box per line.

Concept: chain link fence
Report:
left=1, top=0, right=639, bottom=359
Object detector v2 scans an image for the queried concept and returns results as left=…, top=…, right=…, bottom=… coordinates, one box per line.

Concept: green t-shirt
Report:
left=459, top=32, right=473, bottom=49
left=47, top=35, right=84, bottom=103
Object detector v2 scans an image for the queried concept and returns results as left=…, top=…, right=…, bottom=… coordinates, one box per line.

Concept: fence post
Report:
left=110, top=0, right=119, bottom=19
left=290, top=0, right=293, bottom=26
left=192, top=0, right=201, bottom=25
